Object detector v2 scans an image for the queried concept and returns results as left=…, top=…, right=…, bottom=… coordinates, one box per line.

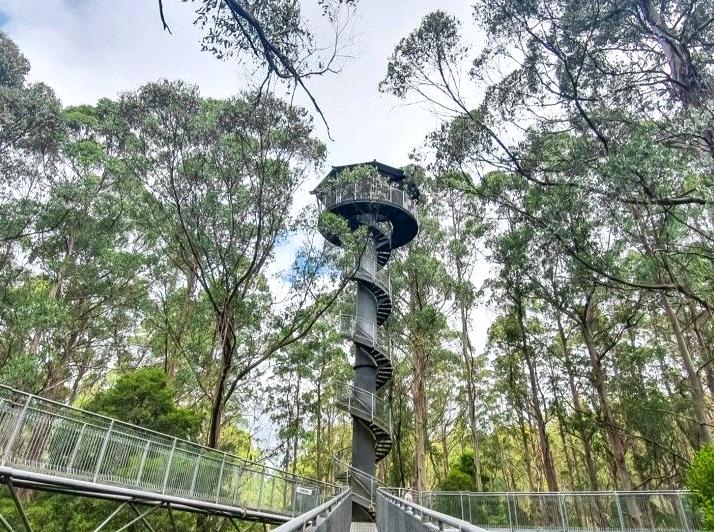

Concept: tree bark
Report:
left=515, top=297, right=559, bottom=491
left=208, top=309, right=235, bottom=449
left=579, top=301, right=633, bottom=491
left=661, top=295, right=713, bottom=446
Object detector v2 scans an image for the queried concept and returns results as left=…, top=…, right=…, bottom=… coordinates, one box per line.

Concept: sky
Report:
left=0, top=0, right=495, bottom=445
left=0, top=0, right=474, bottom=168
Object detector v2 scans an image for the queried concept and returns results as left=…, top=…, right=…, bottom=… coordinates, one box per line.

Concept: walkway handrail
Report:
left=377, top=488, right=486, bottom=532
left=412, top=489, right=700, bottom=532
left=0, top=384, right=330, bottom=488
left=334, top=457, right=381, bottom=509
left=272, top=488, right=351, bottom=531
left=0, top=384, right=338, bottom=519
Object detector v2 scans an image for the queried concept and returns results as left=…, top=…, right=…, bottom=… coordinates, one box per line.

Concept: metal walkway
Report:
left=0, top=384, right=339, bottom=529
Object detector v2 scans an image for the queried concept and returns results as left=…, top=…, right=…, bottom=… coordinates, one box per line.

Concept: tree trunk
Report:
left=412, top=348, right=428, bottom=491
left=292, top=374, right=302, bottom=475
left=208, top=309, right=235, bottom=449
left=516, top=298, right=559, bottom=491
left=458, top=285, right=483, bottom=490
left=662, top=295, right=713, bottom=446
left=580, top=303, right=633, bottom=491
left=557, top=317, right=600, bottom=491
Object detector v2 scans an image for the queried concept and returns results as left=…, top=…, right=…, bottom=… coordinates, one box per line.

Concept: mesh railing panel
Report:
left=415, top=491, right=702, bottom=532
left=0, top=385, right=335, bottom=518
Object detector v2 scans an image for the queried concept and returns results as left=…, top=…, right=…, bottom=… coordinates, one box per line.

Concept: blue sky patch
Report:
left=0, top=10, right=9, bottom=28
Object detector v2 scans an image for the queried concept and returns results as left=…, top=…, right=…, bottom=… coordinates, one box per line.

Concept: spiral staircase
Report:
left=314, top=161, right=419, bottom=523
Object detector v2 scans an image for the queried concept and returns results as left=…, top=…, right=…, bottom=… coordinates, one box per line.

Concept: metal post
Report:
left=615, top=492, right=626, bottom=531
left=461, top=492, right=465, bottom=520
left=66, top=422, right=86, bottom=473
left=506, top=493, right=514, bottom=532
left=231, top=467, right=241, bottom=505
left=268, top=473, right=276, bottom=510
left=6, top=478, right=32, bottom=532
left=135, top=440, right=150, bottom=486
left=1, top=395, right=31, bottom=466
left=161, top=438, right=177, bottom=494
left=93, top=502, right=127, bottom=532
left=292, top=479, right=298, bottom=517
left=255, top=466, right=265, bottom=511
left=93, top=419, right=114, bottom=483
left=215, top=454, right=226, bottom=503
left=189, top=455, right=200, bottom=497
left=0, top=513, right=14, bottom=532
left=677, top=492, right=691, bottom=532
left=558, top=493, right=569, bottom=532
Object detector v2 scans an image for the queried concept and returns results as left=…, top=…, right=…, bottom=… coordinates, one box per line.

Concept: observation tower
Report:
left=313, top=161, right=419, bottom=522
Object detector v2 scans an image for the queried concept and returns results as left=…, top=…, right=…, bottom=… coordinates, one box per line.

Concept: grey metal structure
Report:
left=273, top=489, right=352, bottom=531
left=315, top=161, right=419, bottom=522
left=376, top=489, right=486, bottom=532
left=0, top=384, right=339, bottom=530
left=408, top=490, right=702, bottom=532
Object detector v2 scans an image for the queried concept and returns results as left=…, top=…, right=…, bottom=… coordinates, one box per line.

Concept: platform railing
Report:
left=334, top=382, right=391, bottom=436
left=338, top=315, right=389, bottom=355
left=0, top=385, right=337, bottom=518
left=412, top=490, right=702, bottom=531
left=315, top=177, right=418, bottom=218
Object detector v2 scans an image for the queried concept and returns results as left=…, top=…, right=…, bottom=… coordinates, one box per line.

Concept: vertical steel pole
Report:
left=1, top=395, right=31, bottom=466
left=215, top=454, right=226, bottom=503
left=677, top=492, right=691, bottom=532
left=188, top=455, right=201, bottom=497
left=93, top=419, right=114, bottom=482
left=255, top=466, right=265, bottom=511
left=461, top=492, right=465, bottom=520
left=135, top=440, right=150, bottom=486
left=292, top=480, right=298, bottom=517
left=558, top=493, right=569, bottom=532
left=161, top=438, right=177, bottom=494
left=268, top=473, right=276, bottom=511
left=507, top=493, right=514, bottom=532
left=231, top=466, right=241, bottom=505
left=615, top=492, right=626, bottom=531
left=66, top=422, right=86, bottom=473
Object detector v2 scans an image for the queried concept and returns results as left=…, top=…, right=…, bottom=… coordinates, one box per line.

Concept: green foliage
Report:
left=0, top=31, right=29, bottom=87
left=85, top=367, right=201, bottom=440
left=688, top=447, right=714, bottom=529
left=439, top=452, right=481, bottom=491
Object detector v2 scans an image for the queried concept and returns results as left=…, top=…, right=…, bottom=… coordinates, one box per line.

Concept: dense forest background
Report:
left=1, top=0, right=714, bottom=527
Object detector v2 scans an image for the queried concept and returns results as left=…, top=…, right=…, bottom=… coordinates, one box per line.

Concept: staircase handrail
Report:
left=333, top=381, right=391, bottom=435
left=337, top=315, right=390, bottom=354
